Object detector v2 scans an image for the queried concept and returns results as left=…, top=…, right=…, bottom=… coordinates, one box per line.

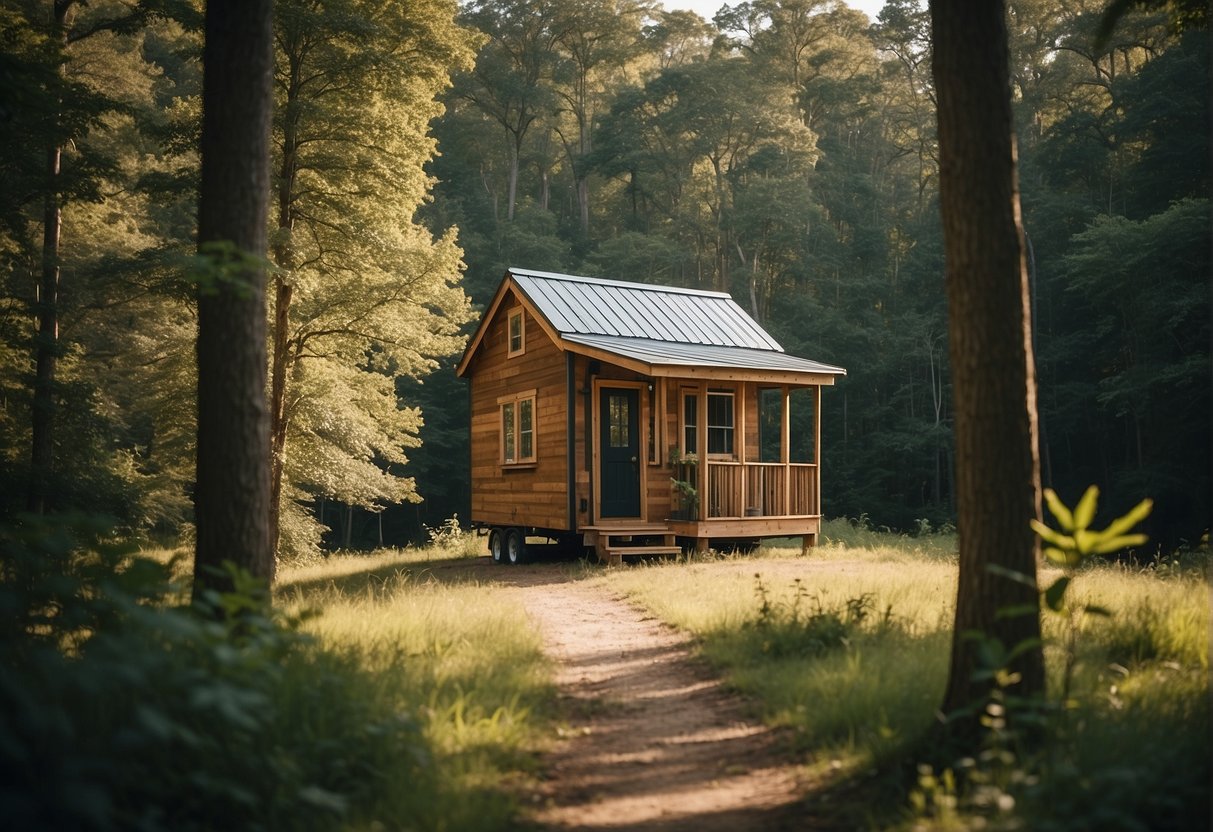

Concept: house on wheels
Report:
left=455, top=267, right=846, bottom=565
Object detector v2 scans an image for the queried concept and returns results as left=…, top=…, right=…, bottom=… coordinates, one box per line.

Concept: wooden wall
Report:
left=467, top=293, right=569, bottom=530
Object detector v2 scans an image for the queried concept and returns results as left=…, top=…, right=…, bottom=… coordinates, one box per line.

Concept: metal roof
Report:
left=456, top=267, right=847, bottom=378
left=508, top=268, right=783, bottom=351
left=562, top=334, right=847, bottom=376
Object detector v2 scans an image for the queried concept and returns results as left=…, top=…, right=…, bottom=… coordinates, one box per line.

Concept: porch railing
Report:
left=705, top=461, right=818, bottom=518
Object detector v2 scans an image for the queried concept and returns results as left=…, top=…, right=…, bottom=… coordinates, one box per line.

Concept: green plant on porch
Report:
left=668, top=446, right=699, bottom=520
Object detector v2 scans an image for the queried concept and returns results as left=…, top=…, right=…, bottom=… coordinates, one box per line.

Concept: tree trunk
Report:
left=268, top=278, right=293, bottom=556
left=268, top=65, right=301, bottom=559
left=930, top=0, right=1045, bottom=732
left=507, top=137, right=520, bottom=221
left=27, top=2, right=72, bottom=514
left=193, top=0, right=275, bottom=600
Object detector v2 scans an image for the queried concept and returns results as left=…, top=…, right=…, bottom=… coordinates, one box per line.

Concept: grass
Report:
left=135, top=524, right=1207, bottom=829
left=597, top=530, right=1210, bottom=830
left=273, top=540, right=554, bottom=830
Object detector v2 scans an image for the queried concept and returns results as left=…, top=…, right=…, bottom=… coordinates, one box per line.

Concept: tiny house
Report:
left=455, top=268, right=846, bottom=564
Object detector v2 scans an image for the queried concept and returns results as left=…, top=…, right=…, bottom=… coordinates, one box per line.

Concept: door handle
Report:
left=630, top=456, right=638, bottom=464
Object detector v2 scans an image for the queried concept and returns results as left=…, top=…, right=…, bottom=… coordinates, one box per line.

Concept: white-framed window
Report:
left=707, top=390, right=735, bottom=457
left=507, top=307, right=525, bottom=357
left=500, top=390, right=536, bottom=465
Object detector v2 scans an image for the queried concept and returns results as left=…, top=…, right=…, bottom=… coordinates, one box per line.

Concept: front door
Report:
left=599, top=387, right=641, bottom=517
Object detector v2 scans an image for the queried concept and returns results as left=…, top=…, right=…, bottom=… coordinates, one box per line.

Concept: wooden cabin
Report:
left=455, top=268, right=847, bottom=564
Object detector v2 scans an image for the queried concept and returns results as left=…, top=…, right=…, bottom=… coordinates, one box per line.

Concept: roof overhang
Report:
left=560, top=334, right=846, bottom=385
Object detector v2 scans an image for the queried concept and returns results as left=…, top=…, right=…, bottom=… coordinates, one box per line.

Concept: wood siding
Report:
left=467, top=294, right=570, bottom=530
left=464, top=291, right=826, bottom=536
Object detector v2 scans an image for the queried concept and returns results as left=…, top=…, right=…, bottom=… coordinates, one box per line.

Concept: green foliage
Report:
left=912, top=490, right=1181, bottom=830
left=0, top=517, right=444, bottom=830
left=1033, top=486, right=1152, bottom=570
left=603, top=531, right=1207, bottom=831
left=748, top=573, right=893, bottom=659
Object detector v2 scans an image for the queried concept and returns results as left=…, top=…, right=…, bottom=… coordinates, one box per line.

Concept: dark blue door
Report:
left=600, top=388, right=640, bottom=517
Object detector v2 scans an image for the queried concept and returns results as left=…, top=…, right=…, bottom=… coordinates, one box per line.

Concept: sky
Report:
left=662, top=0, right=889, bottom=24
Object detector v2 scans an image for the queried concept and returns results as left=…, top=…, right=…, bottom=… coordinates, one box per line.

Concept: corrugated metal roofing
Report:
left=562, top=335, right=847, bottom=376
left=508, top=268, right=783, bottom=351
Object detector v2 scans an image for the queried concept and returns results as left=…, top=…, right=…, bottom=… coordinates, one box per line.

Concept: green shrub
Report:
left=0, top=516, right=441, bottom=831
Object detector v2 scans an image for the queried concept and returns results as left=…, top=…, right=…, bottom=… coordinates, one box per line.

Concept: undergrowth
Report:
left=601, top=532, right=1210, bottom=831
left=0, top=516, right=548, bottom=831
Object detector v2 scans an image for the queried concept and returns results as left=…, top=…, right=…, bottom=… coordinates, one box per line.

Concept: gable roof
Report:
left=456, top=267, right=846, bottom=380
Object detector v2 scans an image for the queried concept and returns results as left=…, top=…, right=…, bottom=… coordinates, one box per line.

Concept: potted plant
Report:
left=669, top=447, right=699, bottom=520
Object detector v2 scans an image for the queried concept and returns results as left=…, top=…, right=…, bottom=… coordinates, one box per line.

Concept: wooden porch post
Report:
left=738, top=382, right=747, bottom=514
left=781, top=384, right=791, bottom=516
left=815, top=384, right=823, bottom=515
left=698, top=385, right=708, bottom=519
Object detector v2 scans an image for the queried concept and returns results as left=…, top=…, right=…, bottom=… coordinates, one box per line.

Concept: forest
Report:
left=0, top=1, right=1207, bottom=552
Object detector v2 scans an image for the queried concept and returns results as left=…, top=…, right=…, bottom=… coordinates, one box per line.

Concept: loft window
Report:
left=500, top=390, right=536, bottom=464
left=707, top=390, right=734, bottom=457
left=507, top=307, right=525, bottom=357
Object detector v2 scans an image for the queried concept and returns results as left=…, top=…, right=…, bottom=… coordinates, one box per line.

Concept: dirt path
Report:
left=491, top=567, right=810, bottom=831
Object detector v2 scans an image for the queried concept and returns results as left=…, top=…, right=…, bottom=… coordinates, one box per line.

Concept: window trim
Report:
left=507, top=307, right=525, bottom=357
left=498, top=389, right=537, bottom=466
left=706, top=389, right=736, bottom=459
left=681, top=390, right=698, bottom=459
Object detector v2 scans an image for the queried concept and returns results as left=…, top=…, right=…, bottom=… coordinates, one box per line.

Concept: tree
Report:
left=268, top=0, right=477, bottom=557
left=930, top=0, right=1045, bottom=728
left=192, top=0, right=275, bottom=596
left=457, top=0, right=562, bottom=222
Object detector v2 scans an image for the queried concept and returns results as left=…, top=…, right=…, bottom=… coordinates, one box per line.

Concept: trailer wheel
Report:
left=506, top=528, right=528, bottom=565
left=488, top=528, right=505, bottom=564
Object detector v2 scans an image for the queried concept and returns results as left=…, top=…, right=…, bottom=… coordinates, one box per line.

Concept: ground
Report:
left=471, top=560, right=816, bottom=831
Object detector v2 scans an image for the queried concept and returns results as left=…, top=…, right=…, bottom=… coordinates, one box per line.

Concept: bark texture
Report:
left=27, top=1, right=72, bottom=514
left=930, top=0, right=1045, bottom=723
left=193, top=0, right=275, bottom=598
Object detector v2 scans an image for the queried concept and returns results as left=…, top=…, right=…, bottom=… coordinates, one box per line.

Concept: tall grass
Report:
left=276, top=546, right=553, bottom=828
left=600, top=533, right=1210, bottom=829
left=601, top=555, right=957, bottom=772
left=1, top=519, right=550, bottom=832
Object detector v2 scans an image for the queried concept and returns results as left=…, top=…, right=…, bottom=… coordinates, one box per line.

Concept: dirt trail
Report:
left=492, top=568, right=810, bottom=831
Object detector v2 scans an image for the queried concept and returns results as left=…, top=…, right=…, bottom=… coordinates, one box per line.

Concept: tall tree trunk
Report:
left=507, top=137, right=520, bottom=221
left=193, top=0, right=275, bottom=600
left=930, top=0, right=1045, bottom=731
left=268, top=279, right=292, bottom=556
left=27, top=1, right=72, bottom=514
left=269, top=68, right=302, bottom=559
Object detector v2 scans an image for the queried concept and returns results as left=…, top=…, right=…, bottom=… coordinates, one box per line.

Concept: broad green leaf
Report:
left=1073, top=485, right=1100, bottom=530
left=1042, top=488, right=1075, bottom=530
left=1006, top=637, right=1043, bottom=662
left=1102, top=498, right=1154, bottom=539
left=1030, top=519, right=1075, bottom=550
left=995, top=603, right=1039, bottom=620
left=1074, top=528, right=1096, bottom=555
left=1043, top=546, right=1081, bottom=568
left=1043, top=576, right=1070, bottom=611
left=1089, top=533, right=1149, bottom=555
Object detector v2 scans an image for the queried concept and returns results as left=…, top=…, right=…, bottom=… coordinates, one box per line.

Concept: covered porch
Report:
left=656, top=376, right=825, bottom=554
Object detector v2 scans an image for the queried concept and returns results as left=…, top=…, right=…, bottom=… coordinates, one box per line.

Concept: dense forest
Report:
left=1, top=0, right=1207, bottom=556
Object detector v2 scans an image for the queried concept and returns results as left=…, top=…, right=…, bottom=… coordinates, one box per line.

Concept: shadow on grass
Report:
left=276, top=547, right=596, bottom=601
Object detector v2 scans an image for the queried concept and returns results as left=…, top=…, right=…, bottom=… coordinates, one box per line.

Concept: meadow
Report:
left=3, top=517, right=1206, bottom=830
left=597, top=519, right=1211, bottom=829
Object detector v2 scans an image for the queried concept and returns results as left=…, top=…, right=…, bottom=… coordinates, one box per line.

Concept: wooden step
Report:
left=581, top=523, right=671, bottom=534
